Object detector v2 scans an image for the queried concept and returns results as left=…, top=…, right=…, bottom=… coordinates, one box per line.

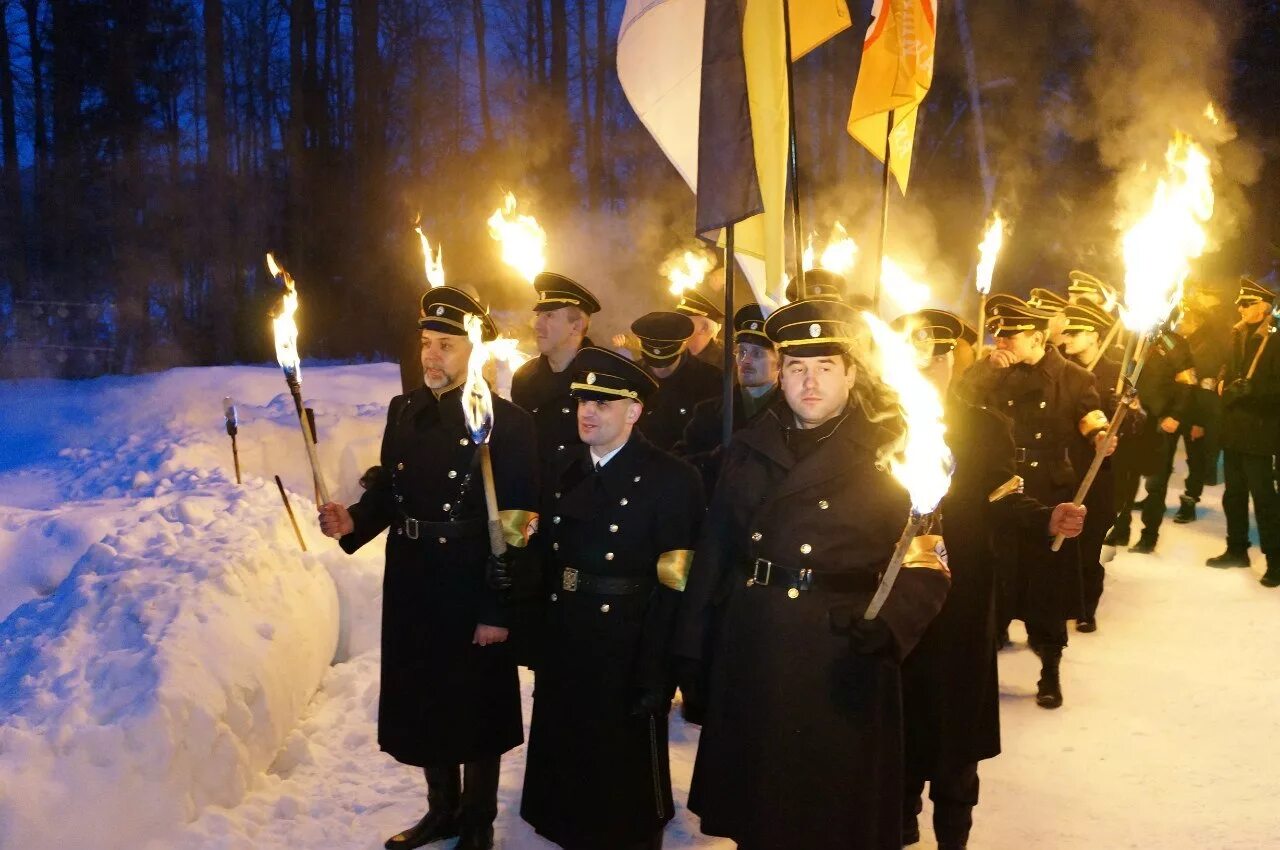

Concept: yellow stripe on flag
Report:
left=847, top=0, right=938, bottom=193
left=727, top=0, right=852, bottom=302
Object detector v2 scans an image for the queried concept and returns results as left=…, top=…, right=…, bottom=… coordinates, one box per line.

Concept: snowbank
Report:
left=0, top=363, right=399, bottom=849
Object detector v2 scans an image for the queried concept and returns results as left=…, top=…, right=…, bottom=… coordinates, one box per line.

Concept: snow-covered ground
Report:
left=2, top=362, right=1279, bottom=850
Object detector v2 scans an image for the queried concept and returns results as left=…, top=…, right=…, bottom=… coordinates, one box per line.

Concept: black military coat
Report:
left=1221, top=318, right=1280, bottom=456
left=693, top=336, right=725, bottom=370
left=676, top=404, right=950, bottom=850
left=1187, top=320, right=1230, bottom=428
left=1115, top=332, right=1194, bottom=474
left=338, top=385, right=538, bottom=767
left=675, top=382, right=780, bottom=496
left=520, top=433, right=704, bottom=848
left=639, top=353, right=723, bottom=452
left=511, top=337, right=594, bottom=461
left=904, top=401, right=1053, bottom=774
left=957, top=346, right=1102, bottom=623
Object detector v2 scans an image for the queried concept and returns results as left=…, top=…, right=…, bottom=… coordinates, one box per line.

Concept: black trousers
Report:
left=1026, top=618, right=1068, bottom=653
left=904, top=761, right=980, bottom=845
left=427, top=757, right=501, bottom=827
left=1180, top=423, right=1218, bottom=500
left=1223, top=450, right=1280, bottom=555
left=1080, top=468, right=1115, bottom=621
left=1113, top=432, right=1178, bottom=538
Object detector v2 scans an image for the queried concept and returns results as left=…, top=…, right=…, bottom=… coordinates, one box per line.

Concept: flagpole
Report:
left=780, top=0, right=807, bottom=299
left=722, top=226, right=736, bottom=447
left=871, top=110, right=895, bottom=315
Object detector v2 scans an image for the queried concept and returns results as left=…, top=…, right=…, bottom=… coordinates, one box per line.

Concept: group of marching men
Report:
left=315, top=266, right=1279, bottom=850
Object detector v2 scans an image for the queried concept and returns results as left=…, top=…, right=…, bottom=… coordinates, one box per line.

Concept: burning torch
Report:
left=223, top=396, right=241, bottom=485
left=975, top=214, right=1006, bottom=358
left=461, top=314, right=508, bottom=559
left=267, top=253, right=331, bottom=505
left=860, top=312, right=956, bottom=620
left=487, top=192, right=547, bottom=284
left=414, top=215, right=446, bottom=289
left=1051, top=134, right=1214, bottom=552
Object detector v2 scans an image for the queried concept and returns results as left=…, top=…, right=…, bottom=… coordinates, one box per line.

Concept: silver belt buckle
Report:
left=1014, top=447, right=1027, bottom=463
left=404, top=518, right=419, bottom=540
left=562, top=567, right=579, bottom=592
left=748, top=558, right=773, bottom=586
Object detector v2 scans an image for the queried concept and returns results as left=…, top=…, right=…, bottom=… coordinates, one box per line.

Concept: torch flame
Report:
left=662, top=249, right=715, bottom=296
left=488, top=335, right=533, bottom=372
left=462, top=314, right=495, bottom=444
left=1120, top=134, right=1214, bottom=333
left=487, top=192, right=547, bottom=283
left=880, top=258, right=932, bottom=315
left=863, top=311, right=954, bottom=514
left=268, top=254, right=301, bottom=380
left=414, top=221, right=446, bottom=288
left=975, top=213, right=1005, bottom=296
left=819, top=222, right=859, bottom=276
left=1204, top=102, right=1221, bottom=126
left=801, top=222, right=859, bottom=276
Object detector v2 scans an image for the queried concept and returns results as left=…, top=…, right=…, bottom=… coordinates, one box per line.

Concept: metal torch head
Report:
left=223, top=396, right=238, bottom=436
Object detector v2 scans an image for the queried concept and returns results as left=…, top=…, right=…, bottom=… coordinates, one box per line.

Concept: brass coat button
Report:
left=800, top=543, right=812, bottom=554
left=751, top=531, right=762, bottom=541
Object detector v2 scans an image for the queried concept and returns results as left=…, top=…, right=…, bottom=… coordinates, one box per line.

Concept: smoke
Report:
left=1068, top=0, right=1261, bottom=252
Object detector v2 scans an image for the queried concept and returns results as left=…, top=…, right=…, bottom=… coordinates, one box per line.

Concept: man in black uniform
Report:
left=676, top=303, right=781, bottom=494
left=1105, top=317, right=1195, bottom=554
left=899, top=308, right=1086, bottom=850
left=675, top=288, right=725, bottom=369
left=510, top=272, right=603, bottom=462
left=1207, top=277, right=1280, bottom=586
left=318, top=287, right=539, bottom=850
left=521, top=347, right=704, bottom=850
left=956, top=297, right=1110, bottom=709
left=630, top=311, right=723, bottom=452
left=676, top=299, right=951, bottom=850
left=1173, top=296, right=1231, bottom=523
left=1058, top=301, right=1128, bottom=631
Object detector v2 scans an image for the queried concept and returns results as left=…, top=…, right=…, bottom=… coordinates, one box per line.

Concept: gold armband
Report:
left=656, top=549, right=694, bottom=591
left=498, top=510, right=539, bottom=548
left=903, top=534, right=950, bottom=577
left=1175, top=368, right=1199, bottom=386
left=988, top=475, right=1025, bottom=502
left=1078, top=409, right=1109, bottom=437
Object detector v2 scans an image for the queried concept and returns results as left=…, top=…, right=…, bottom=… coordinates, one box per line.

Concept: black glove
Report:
left=630, top=688, right=671, bottom=719
left=485, top=549, right=515, bottom=591
left=1223, top=378, right=1253, bottom=408
left=847, top=617, right=896, bottom=656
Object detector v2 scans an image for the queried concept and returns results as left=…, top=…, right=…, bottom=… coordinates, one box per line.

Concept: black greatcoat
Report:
left=676, top=405, right=950, bottom=850
left=511, top=337, right=594, bottom=461
left=903, top=401, right=1053, bottom=774
left=338, top=385, right=538, bottom=767
left=1114, top=332, right=1194, bottom=475
left=520, top=433, right=704, bottom=849
left=640, top=353, right=723, bottom=452
left=1221, top=319, right=1280, bottom=456
left=675, top=383, right=780, bottom=496
left=957, top=347, right=1102, bottom=624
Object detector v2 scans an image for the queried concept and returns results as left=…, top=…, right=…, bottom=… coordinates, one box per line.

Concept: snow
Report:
left=2, top=362, right=1280, bottom=849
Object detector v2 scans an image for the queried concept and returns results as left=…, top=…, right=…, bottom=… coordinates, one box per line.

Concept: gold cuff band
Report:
left=498, top=510, right=538, bottom=548
left=988, top=475, right=1025, bottom=502
left=657, top=549, right=694, bottom=591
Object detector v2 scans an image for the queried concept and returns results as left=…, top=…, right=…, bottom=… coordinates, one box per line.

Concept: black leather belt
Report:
left=400, top=516, right=486, bottom=541
left=743, top=558, right=876, bottom=597
left=1013, top=446, right=1069, bottom=464
left=559, top=567, right=652, bottom=595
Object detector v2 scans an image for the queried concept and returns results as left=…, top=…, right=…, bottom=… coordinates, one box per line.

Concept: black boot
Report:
left=1262, top=557, right=1280, bottom=588
left=455, top=758, right=500, bottom=850
left=1075, top=616, right=1097, bottom=634
left=1129, top=532, right=1158, bottom=554
left=1206, top=547, right=1250, bottom=568
left=1173, top=496, right=1197, bottom=524
left=1103, top=524, right=1130, bottom=548
left=385, top=766, right=460, bottom=849
left=1036, top=650, right=1063, bottom=709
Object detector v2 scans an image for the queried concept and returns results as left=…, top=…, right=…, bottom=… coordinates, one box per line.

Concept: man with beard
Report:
left=956, top=297, right=1111, bottom=709
left=511, top=272, right=602, bottom=462
left=676, top=303, right=781, bottom=495
left=630, top=311, right=723, bottom=452
left=1208, top=276, right=1280, bottom=586
left=319, top=287, right=538, bottom=850
left=898, top=308, right=1086, bottom=850
left=675, top=288, right=726, bottom=369
left=675, top=298, right=951, bottom=850
left=521, top=347, right=704, bottom=850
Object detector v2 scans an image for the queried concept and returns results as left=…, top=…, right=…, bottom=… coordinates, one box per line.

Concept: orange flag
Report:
left=847, top=0, right=938, bottom=193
